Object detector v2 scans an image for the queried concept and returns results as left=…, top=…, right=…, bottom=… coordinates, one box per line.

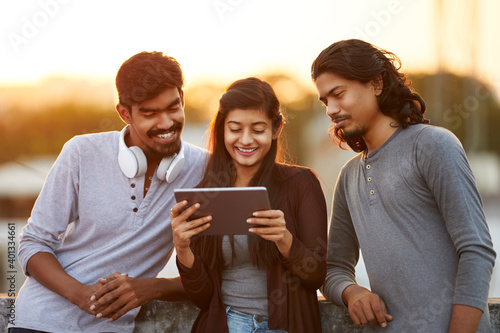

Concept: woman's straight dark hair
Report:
left=192, top=77, right=286, bottom=273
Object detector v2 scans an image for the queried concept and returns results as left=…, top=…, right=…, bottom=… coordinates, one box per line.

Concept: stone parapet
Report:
left=1, top=296, right=499, bottom=332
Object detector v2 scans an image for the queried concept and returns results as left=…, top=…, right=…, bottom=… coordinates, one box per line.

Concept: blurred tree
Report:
left=2, top=72, right=497, bottom=166
left=183, top=82, right=224, bottom=124
left=0, top=103, right=123, bottom=163
left=410, top=72, right=500, bottom=154
left=264, top=73, right=317, bottom=165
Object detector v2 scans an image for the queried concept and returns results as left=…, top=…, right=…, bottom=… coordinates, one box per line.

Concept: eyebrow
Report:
left=226, top=120, right=269, bottom=126
left=138, top=98, right=181, bottom=113
left=319, top=85, right=346, bottom=102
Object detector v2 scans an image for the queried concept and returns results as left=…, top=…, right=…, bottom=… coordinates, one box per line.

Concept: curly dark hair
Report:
left=311, top=39, right=429, bottom=152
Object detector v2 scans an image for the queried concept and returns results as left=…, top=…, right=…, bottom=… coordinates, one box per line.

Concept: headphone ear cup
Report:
left=156, top=155, right=174, bottom=181
left=119, top=145, right=147, bottom=178
left=128, top=146, right=147, bottom=177
left=165, top=154, right=184, bottom=183
left=156, top=149, right=185, bottom=183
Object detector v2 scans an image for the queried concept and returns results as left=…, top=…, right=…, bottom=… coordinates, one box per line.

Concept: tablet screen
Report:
left=173, top=187, right=271, bottom=235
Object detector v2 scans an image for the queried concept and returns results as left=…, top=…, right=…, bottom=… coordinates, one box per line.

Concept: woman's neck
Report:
left=234, top=166, right=258, bottom=187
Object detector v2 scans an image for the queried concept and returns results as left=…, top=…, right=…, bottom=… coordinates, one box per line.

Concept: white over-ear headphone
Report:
left=118, top=125, right=185, bottom=183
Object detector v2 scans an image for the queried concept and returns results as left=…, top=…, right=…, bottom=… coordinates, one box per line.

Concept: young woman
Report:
left=170, top=77, right=327, bottom=333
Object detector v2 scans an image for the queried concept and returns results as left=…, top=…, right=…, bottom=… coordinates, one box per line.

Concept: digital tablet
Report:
left=173, top=187, right=271, bottom=235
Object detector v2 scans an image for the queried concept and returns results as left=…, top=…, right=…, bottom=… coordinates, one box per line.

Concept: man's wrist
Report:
left=341, top=283, right=360, bottom=306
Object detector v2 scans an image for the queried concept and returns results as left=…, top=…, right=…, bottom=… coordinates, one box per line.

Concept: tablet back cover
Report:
left=174, top=187, right=270, bottom=235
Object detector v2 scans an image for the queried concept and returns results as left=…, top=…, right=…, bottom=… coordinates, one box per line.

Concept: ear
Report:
left=179, top=89, right=185, bottom=107
left=272, top=120, right=283, bottom=140
left=372, top=75, right=383, bottom=96
left=116, top=104, right=132, bottom=124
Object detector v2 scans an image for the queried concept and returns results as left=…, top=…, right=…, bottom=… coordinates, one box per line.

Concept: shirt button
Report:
left=366, top=164, right=371, bottom=170
left=131, top=195, right=136, bottom=200
left=367, top=177, right=372, bottom=182
left=131, top=183, right=136, bottom=188
left=133, top=208, right=138, bottom=212
left=370, top=190, right=375, bottom=195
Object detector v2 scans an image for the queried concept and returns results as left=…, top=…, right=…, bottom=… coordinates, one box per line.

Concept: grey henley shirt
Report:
left=323, top=124, right=496, bottom=332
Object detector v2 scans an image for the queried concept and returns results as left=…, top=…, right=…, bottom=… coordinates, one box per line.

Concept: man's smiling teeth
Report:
left=157, top=132, right=174, bottom=139
left=237, top=147, right=257, bottom=153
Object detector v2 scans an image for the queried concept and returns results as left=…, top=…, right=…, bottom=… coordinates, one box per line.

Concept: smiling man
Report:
left=312, top=39, right=496, bottom=332
left=10, top=52, right=208, bottom=333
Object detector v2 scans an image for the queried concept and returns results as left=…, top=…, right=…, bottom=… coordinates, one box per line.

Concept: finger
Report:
left=252, top=210, right=282, bottom=218
left=350, top=300, right=375, bottom=325
left=185, top=219, right=211, bottom=237
left=380, top=299, right=393, bottom=324
left=91, top=283, right=116, bottom=302
left=108, top=302, right=134, bottom=322
left=96, top=298, right=124, bottom=320
left=361, top=301, right=379, bottom=325
left=99, top=273, right=126, bottom=285
left=177, top=202, right=202, bottom=220
left=92, top=287, right=123, bottom=313
left=100, top=272, right=122, bottom=281
left=348, top=308, right=362, bottom=326
left=250, top=224, right=283, bottom=233
left=371, top=301, right=389, bottom=327
left=247, top=217, right=274, bottom=227
left=186, top=216, right=212, bottom=230
left=171, top=200, right=188, bottom=215
left=91, top=275, right=126, bottom=301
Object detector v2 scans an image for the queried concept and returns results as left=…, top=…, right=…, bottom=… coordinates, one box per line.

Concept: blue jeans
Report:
left=225, top=306, right=287, bottom=333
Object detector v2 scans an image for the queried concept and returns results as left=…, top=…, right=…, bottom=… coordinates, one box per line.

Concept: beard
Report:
left=146, top=122, right=183, bottom=158
left=340, top=124, right=366, bottom=143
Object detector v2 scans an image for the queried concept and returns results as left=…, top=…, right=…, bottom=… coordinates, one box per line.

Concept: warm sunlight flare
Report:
left=1, top=0, right=498, bottom=93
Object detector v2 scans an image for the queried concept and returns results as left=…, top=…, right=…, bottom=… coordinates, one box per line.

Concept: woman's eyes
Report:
left=228, top=128, right=265, bottom=134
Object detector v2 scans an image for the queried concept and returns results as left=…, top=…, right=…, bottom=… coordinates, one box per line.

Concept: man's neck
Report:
left=363, top=116, right=399, bottom=156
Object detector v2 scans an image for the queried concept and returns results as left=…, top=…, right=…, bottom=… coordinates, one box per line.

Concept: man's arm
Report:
left=87, top=274, right=189, bottom=321
left=26, top=252, right=102, bottom=314
left=416, top=127, right=496, bottom=329
left=447, top=304, right=482, bottom=333
left=88, top=201, right=211, bottom=321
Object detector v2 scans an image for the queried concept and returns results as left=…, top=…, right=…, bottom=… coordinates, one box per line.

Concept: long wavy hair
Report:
left=311, top=39, right=429, bottom=152
left=192, top=77, right=286, bottom=272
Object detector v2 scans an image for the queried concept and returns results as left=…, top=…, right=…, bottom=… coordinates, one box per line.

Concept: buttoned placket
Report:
left=364, top=160, right=377, bottom=204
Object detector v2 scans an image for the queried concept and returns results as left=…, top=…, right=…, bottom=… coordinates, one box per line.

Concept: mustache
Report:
left=148, top=123, right=182, bottom=137
left=330, top=115, right=351, bottom=123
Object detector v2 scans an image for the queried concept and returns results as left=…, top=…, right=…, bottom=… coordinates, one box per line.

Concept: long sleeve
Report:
left=415, top=126, right=496, bottom=310
left=321, top=166, right=360, bottom=308
left=18, top=138, right=80, bottom=275
left=279, top=168, right=328, bottom=291
left=176, top=255, right=215, bottom=311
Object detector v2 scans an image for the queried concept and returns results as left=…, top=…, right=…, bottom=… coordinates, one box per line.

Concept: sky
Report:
left=1, top=0, right=499, bottom=96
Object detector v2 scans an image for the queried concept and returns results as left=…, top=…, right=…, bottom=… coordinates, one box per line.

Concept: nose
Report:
left=157, top=112, right=174, bottom=129
left=239, top=129, right=254, bottom=145
left=326, top=101, right=340, bottom=118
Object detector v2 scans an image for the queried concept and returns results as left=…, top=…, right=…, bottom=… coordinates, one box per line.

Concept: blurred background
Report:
left=0, top=0, right=499, bottom=297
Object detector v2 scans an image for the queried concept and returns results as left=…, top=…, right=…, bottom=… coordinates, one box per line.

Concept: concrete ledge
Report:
left=1, top=297, right=499, bottom=332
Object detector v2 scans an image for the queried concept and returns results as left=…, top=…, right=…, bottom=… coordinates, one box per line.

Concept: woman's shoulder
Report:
left=276, top=163, right=319, bottom=183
